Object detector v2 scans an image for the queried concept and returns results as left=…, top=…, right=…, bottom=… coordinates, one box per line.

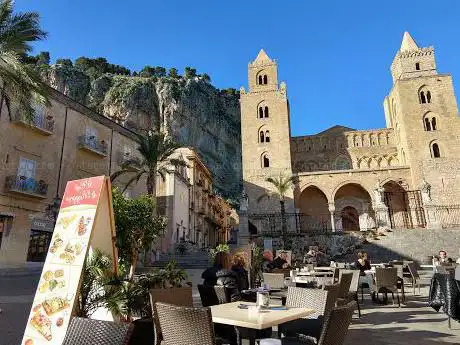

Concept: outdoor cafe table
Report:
left=211, top=301, right=315, bottom=345
left=296, top=271, right=332, bottom=277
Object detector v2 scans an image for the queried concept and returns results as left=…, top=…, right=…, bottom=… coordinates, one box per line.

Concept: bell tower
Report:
left=240, top=49, right=294, bottom=212
left=384, top=32, right=460, bottom=203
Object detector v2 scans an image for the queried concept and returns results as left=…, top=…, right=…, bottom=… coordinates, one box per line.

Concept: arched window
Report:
left=259, top=131, right=265, bottom=143
left=262, top=154, right=270, bottom=168
left=432, top=143, right=441, bottom=158
left=420, top=91, right=426, bottom=104
left=265, top=130, right=270, bottom=143
left=415, top=62, right=420, bottom=70
left=259, top=107, right=263, bottom=118
left=258, top=75, right=263, bottom=85
left=426, top=91, right=432, bottom=103
left=424, top=113, right=438, bottom=131
left=264, top=106, right=269, bottom=118
left=263, top=75, right=268, bottom=85
left=424, top=117, right=431, bottom=131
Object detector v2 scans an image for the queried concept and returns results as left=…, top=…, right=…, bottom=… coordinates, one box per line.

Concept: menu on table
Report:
left=21, top=176, right=117, bottom=345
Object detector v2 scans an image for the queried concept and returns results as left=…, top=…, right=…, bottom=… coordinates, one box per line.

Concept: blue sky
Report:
left=16, top=0, right=460, bottom=136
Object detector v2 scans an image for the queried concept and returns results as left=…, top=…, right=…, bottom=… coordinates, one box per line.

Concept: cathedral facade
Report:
left=240, top=32, right=460, bottom=233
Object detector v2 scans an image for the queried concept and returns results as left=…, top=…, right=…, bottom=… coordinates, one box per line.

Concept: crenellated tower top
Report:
left=390, top=32, right=437, bottom=82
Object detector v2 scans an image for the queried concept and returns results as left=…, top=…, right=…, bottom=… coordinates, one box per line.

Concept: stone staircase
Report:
left=343, top=228, right=460, bottom=264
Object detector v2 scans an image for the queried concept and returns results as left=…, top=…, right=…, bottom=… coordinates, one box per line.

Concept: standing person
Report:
left=273, top=251, right=290, bottom=269
left=201, top=251, right=241, bottom=301
left=231, top=253, right=249, bottom=291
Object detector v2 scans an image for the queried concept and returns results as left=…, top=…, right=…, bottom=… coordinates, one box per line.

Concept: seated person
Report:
left=356, top=252, right=371, bottom=275
left=231, top=253, right=249, bottom=291
left=263, top=249, right=274, bottom=272
left=273, top=251, right=290, bottom=269
left=201, top=251, right=241, bottom=302
left=437, top=250, right=453, bottom=264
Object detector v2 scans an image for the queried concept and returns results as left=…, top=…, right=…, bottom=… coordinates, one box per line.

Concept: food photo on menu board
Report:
left=22, top=176, right=109, bottom=345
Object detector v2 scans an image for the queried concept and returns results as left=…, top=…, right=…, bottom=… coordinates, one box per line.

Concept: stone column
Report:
left=237, top=210, right=250, bottom=246
left=328, top=203, right=336, bottom=232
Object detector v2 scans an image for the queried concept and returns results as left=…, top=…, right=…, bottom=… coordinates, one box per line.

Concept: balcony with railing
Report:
left=78, top=135, right=108, bottom=157
left=4, top=175, right=48, bottom=198
left=12, top=113, right=54, bottom=135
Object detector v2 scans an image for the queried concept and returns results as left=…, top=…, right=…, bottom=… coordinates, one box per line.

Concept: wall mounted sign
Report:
left=21, top=176, right=118, bottom=345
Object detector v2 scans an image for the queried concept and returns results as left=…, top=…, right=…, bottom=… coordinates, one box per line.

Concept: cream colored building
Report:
left=155, top=147, right=238, bottom=253
left=0, top=88, right=146, bottom=268
left=241, top=33, right=460, bottom=234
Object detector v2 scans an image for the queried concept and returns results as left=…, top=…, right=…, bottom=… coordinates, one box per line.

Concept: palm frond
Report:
left=121, top=171, right=145, bottom=193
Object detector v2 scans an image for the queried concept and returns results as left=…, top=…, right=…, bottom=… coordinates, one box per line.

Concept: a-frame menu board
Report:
left=21, top=176, right=118, bottom=345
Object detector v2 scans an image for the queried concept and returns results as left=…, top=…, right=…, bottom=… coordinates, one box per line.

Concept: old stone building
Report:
left=0, top=88, right=147, bottom=268
left=240, top=32, right=460, bottom=235
left=155, top=147, right=238, bottom=254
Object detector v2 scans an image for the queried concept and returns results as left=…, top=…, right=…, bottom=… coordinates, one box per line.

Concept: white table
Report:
left=211, top=301, right=315, bottom=330
left=296, top=271, right=332, bottom=277
left=313, top=267, right=334, bottom=271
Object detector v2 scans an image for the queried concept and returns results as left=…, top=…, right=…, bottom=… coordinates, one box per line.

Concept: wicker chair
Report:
left=260, top=301, right=356, bottom=345
left=337, top=272, right=353, bottom=300
left=62, top=317, right=133, bottom=345
left=322, top=283, right=340, bottom=317
left=278, top=286, right=329, bottom=339
left=337, top=270, right=361, bottom=317
left=198, top=284, right=229, bottom=307
left=155, top=302, right=225, bottom=345
left=332, top=268, right=340, bottom=283
left=149, top=287, right=193, bottom=345
left=375, top=267, right=400, bottom=306
left=407, top=262, right=421, bottom=295
left=263, top=273, right=285, bottom=289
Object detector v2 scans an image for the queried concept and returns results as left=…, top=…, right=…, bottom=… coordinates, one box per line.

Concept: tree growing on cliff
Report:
left=168, top=67, right=179, bottom=78
left=184, top=66, right=197, bottom=79
left=257, top=174, right=295, bottom=246
left=0, top=0, right=50, bottom=121
left=111, top=131, right=185, bottom=196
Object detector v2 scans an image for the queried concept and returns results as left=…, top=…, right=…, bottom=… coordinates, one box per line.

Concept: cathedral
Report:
left=239, top=32, right=460, bottom=233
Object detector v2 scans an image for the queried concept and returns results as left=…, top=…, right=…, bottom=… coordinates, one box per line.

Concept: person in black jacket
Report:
left=231, top=253, right=249, bottom=291
left=201, top=251, right=241, bottom=302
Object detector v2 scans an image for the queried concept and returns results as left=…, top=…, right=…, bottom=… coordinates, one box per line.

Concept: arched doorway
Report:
left=341, top=206, right=360, bottom=231
left=298, top=186, right=330, bottom=231
left=383, top=181, right=409, bottom=228
left=333, top=183, right=374, bottom=231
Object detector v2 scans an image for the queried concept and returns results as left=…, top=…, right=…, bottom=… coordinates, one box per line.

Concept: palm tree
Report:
left=0, top=0, right=50, bottom=121
left=111, top=131, right=184, bottom=196
left=257, top=173, right=295, bottom=244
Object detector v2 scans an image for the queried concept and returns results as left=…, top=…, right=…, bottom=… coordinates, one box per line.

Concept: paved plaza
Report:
left=0, top=270, right=459, bottom=345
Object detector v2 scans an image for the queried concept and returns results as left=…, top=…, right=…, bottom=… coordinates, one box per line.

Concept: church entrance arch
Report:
left=383, top=181, right=426, bottom=229
left=298, top=186, right=331, bottom=231
left=341, top=206, right=360, bottom=231
left=333, top=183, right=374, bottom=231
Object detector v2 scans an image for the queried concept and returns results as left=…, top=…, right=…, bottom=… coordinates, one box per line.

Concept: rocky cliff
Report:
left=36, top=61, right=242, bottom=199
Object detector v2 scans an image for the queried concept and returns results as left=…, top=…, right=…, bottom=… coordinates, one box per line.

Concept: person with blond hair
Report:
left=201, top=251, right=241, bottom=301
left=232, top=253, right=249, bottom=291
